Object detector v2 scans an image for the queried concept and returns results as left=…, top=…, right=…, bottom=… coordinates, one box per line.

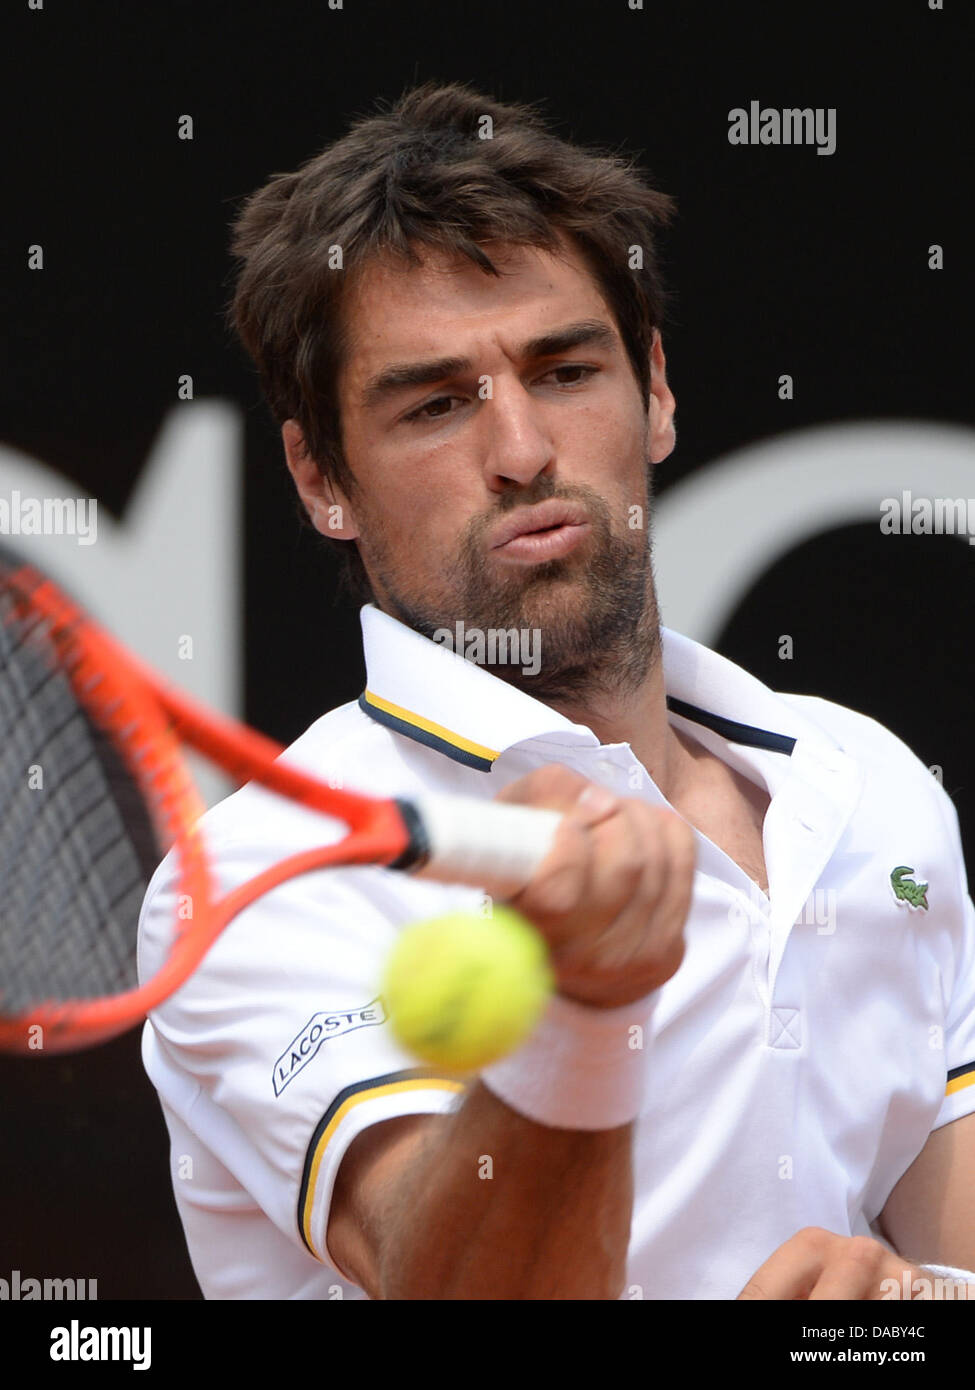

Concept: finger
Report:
left=556, top=805, right=675, bottom=975
left=562, top=783, right=621, bottom=830
left=807, top=1249, right=913, bottom=1302
left=620, top=809, right=693, bottom=986
left=505, top=814, right=595, bottom=931
left=545, top=799, right=649, bottom=980
left=494, top=764, right=598, bottom=815
left=545, top=804, right=693, bottom=1003
left=583, top=807, right=691, bottom=974
left=737, top=1228, right=835, bottom=1300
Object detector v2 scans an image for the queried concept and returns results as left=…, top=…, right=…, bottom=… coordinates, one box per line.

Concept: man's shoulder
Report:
left=779, top=690, right=927, bottom=769
left=204, top=694, right=384, bottom=837
left=140, top=696, right=385, bottom=904
left=777, top=689, right=962, bottom=849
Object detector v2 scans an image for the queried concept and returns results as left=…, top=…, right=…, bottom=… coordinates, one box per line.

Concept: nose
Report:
left=480, top=377, right=557, bottom=492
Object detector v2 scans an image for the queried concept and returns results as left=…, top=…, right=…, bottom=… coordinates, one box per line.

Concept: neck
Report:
left=546, top=641, right=693, bottom=804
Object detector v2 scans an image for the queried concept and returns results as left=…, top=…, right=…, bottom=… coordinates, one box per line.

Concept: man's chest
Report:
left=674, top=767, right=772, bottom=897
left=634, top=841, right=953, bottom=1287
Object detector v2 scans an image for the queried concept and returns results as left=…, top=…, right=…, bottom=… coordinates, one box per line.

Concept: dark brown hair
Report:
left=227, top=81, right=676, bottom=600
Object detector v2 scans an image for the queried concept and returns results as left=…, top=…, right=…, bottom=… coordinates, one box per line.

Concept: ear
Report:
left=282, top=420, right=359, bottom=541
left=647, top=330, right=677, bottom=464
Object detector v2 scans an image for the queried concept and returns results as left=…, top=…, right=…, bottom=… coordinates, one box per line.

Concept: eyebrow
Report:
left=359, top=317, right=618, bottom=410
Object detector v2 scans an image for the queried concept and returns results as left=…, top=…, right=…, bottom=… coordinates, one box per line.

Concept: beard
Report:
left=358, top=471, right=661, bottom=705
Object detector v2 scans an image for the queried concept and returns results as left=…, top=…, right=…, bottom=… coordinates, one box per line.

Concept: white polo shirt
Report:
left=138, top=605, right=975, bottom=1300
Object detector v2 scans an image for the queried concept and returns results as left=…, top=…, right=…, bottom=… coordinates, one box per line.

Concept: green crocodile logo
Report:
left=890, top=865, right=929, bottom=911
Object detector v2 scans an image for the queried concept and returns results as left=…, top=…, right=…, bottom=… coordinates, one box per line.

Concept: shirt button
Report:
left=769, top=1007, right=802, bottom=1049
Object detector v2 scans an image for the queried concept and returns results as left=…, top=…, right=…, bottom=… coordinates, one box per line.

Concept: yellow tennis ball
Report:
left=380, top=907, right=554, bottom=1072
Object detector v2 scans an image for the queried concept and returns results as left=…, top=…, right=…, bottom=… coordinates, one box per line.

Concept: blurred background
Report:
left=1, top=0, right=972, bottom=1298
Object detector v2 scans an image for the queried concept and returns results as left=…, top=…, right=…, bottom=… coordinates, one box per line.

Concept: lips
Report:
left=488, top=499, right=591, bottom=551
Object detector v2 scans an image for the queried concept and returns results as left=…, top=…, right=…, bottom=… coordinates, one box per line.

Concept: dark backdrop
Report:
left=1, top=0, right=972, bottom=1299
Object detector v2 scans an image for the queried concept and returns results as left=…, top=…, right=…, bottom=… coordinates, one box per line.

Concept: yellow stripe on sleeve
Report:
left=301, top=1075, right=466, bottom=1259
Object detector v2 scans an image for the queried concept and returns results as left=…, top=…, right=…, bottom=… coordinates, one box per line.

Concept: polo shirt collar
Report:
left=358, top=604, right=589, bottom=771
left=357, top=603, right=844, bottom=776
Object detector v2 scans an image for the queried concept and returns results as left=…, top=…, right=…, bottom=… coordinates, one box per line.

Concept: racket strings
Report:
left=0, top=585, right=161, bottom=1013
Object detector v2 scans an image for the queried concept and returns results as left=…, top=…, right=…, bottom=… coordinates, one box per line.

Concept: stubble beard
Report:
left=360, top=474, right=662, bottom=705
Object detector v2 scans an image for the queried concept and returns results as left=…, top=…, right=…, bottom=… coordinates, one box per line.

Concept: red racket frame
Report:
left=0, top=562, right=414, bottom=1054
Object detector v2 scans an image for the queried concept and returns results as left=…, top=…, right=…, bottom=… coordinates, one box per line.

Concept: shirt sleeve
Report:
left=138, top=823, right=482, bottom=1281
left=929, top=784, right=975, bottom=1131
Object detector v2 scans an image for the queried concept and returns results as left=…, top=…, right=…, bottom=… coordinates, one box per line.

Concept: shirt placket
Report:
left=761, top=741, right=863, bottom=1049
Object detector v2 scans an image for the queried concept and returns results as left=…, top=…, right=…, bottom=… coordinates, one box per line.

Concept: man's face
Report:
left=291, top=236, right=676, bottom=698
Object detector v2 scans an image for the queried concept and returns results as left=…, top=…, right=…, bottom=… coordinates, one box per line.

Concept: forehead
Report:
left=339, top=235, right=612, bottom=386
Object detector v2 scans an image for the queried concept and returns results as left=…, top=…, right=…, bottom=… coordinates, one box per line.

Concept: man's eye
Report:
left=545, top=364, right=598, bottom=386
left=404, top=395, right=461, bottom=423
left=403, top=366, right=598, bottom=423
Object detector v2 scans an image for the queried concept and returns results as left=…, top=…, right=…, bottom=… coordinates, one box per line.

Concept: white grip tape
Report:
left=411, top=792, right=562, bottom=898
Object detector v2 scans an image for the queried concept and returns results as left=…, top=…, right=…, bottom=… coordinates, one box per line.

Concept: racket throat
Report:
left=389, top=798, right=432, bottom=872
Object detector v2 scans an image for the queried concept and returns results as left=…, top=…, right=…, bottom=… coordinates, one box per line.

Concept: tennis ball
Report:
left=380, top=906, right=554, bottom=1072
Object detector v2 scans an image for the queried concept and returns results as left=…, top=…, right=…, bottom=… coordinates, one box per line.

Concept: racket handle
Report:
left=403, top=793, right=563, bottom=899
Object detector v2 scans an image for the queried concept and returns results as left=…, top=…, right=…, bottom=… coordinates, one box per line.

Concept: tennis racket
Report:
left=0, top=544, right=563, bottom=1055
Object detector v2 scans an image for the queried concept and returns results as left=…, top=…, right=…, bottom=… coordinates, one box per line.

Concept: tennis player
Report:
left=138, top=81, right=975, bottom=1300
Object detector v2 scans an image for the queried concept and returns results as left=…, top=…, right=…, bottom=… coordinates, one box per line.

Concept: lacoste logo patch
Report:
left=272, top=998, right=386, bottom=1096
left=890, top=865, right=929, bottom=911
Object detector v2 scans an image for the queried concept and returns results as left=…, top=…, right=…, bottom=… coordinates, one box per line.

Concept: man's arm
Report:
left=328, top=1090, right=633, bottom=1300
left=877, top=1111, right=975, bottom=1272
left=325, top=764, right=695, bottom=1300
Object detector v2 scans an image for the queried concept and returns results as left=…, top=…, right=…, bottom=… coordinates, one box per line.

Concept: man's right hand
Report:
left=494, top=765, right=696, bottom=1010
